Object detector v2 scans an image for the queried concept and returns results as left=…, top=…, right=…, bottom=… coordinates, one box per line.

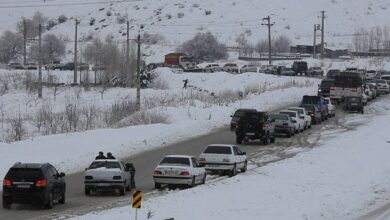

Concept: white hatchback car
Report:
left=199, top=144, right=247, bottom=177
left=279, top=110, right=305, bottom=133
left=287, top=107, right=312, bottom=129
left=153, top=155, right=206, bottom=189
left=324, top=98, right=336, bottom=117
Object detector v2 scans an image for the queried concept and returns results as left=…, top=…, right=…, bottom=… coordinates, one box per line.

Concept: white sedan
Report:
left=153, top=155, right=206, bottom=189
left=287, top=107, right=312, bottom=129
left=280, top=110, right=305, bottom=133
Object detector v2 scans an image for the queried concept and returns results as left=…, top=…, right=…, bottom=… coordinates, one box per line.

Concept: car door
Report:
left=48, top=165, right=61, bottom=199
left=121, top=162, right=131, bottom=186
left=233, top=146, right=245, bottom=168
left=191, top=157, right=202, bottom=182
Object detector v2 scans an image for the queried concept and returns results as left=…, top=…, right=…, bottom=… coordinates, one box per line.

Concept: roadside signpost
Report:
left=132, top=190, right=142, bottom=220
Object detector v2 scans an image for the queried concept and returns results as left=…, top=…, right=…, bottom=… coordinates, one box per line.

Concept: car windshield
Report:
left=203, top=146, right=232, bottom=154
left=6, top=168, right=44, bottom=181
left=269, top=114, right=288, bottom=120
left=376, top=80, right=387, bottom=84
left=381, top=75, right=390, bottom=80
left=280, top=111, right=296, bottom=118
left=288, top=108, right=304, bottom=114
left=160, top=157, right=190, bottom=166
left=233, top=110, right=254, bottom=117
left=301, top=105, right=315, bottom=112
left=89, top=161, right=120, bottom=169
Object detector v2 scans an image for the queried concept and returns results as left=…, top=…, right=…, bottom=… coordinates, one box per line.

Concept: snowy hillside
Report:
left=1, top=0, right=390, bottom=60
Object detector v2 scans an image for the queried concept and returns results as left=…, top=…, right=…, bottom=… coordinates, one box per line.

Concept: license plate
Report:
left=246, top=132, right=255, bottom=135
left=17, top=185, right=30, bottom=188
left=351, top=103, right=357, bottom=106
left=165, top=170, right=177, bottom=175
left=98, top=183, right=110, bottom=186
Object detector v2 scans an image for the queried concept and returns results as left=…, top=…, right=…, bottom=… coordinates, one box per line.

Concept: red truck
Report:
left=164, top=53, right=199, bottom=71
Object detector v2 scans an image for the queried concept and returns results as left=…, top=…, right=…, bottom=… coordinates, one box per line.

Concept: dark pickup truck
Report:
left=300, top=95, right=329, bottom=121
left=235, top=111, right=275, bottom=145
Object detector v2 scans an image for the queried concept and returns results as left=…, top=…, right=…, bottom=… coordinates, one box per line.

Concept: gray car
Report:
left=269, top=114, right=295, bottom=137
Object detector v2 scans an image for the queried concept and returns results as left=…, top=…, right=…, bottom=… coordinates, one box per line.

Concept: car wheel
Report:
left=2, top=199, right=11, bottom=209
left=236, top=136, right=243, bottom=144
left=286, top=131, right=291, bottom=138
left=45, top=192, right=54, bottom=209
left=190, top=176, right=196, bottom=188
left=155, top=182, right=162, bottom=189
left=201, top=173, right=206, bottom=184
left=270, top=136, right=275, bottom=143
left=241, top=160, right=247, bottom=173
left=119, top=186, right=125, bottom=196
left=229, top=164, right=237, bottom=177
left=59, top=192, right=65, bottom=204
left=263, top=135, right=270, bottom=145
left=84, top=187, right=91, bottom=196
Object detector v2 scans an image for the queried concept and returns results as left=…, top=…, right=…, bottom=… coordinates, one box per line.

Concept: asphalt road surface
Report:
left=0, top=99, right=376, bottom=220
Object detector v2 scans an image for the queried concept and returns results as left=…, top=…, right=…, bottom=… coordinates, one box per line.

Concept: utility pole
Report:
left=313, top=24, right=320, bottom=59
left=262, top=16, right=274, bottom=65
left=320, top=10, right=326, bottom=57
left=38, top=24, right=42, bottom=98
left=126, top=20, right=130, bottom=87
left=23, top=18, right=27, bottom=66
left=136, top=28, right=141, bottom=111
left=74, top=19, right=78, bottom=84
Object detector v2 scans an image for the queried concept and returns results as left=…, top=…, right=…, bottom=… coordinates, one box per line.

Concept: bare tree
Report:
left=384, top=25, right=390, bottom=50
left=29, top=34, right=65, bottom=63
left=254, top=39, right=268, bottom=56
left=0, top=31, right=23, bottom=63
left=8, top=113, right=25, bottom=142
left=273, top=34, right=292, bottom=53
left=180, top=32, right=228, bottom=61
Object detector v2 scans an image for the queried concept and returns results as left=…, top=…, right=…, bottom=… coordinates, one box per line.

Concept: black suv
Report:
left=2, top=163, right=66, bottom=209
left=235, top=111, right=276, bottom=145
left=292, top=61, right=308, bottom=75
left=230, top=109, right=258, bottom=131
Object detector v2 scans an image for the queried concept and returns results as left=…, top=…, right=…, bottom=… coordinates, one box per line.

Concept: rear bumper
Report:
left=2, top=188, right=48, bottom=204
left=153, top=176, right=193, bottom=185
left=201, top=162, right=235, bottom=171
left=275, top=127, right=291, bottom=133
left=84, top=180, right=125, bottom=189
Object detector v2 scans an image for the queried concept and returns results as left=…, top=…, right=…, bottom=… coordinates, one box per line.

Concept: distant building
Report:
left=290, top=45, right=349, bottom=58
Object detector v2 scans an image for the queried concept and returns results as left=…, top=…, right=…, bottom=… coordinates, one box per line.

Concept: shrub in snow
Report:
left=90, top=18, right=96, bottom=26
left=46, top=19, right=57, bottom=30
left=205, top=10, right=211, bottom=15
left=106, top=11, right=112, bottom=17
left=58, top=14, right=68, bottom=24
left=142, top=32, right=165, bottom=45
left=193, top=3, right=200, bottom=8
left=166, top=14, right=172, bottom=19
left=177, top=12, right=185, bottom=19
left=6, top=113, right=25, bottom=142
left=180, top=32, right=228, bottom=61
left=117, top=15, right=126, bottom=24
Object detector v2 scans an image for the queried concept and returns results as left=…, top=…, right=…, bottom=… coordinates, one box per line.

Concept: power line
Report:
left=0, top=0, right=131, bottom=9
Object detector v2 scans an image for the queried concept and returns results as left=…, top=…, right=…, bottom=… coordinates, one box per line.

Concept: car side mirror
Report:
left=59, top=172, right=65, bottom=178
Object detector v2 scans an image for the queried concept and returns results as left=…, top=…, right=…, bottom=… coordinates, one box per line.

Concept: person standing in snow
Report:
left=127, top=163, right=136, bottom=189
left=183, top=79, right=188, bottom=89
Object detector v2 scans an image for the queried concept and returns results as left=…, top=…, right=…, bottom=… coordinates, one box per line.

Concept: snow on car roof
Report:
left=207, top=144, right=234, bottom=148
left=164, top=155, right=193, bottom=158
left=93, top=159, right=120, bottom=162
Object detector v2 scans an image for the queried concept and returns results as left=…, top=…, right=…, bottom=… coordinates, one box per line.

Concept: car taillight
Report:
left=113, top=176, right=122, bottom=180
left=3, top=178, right=11, bottom=186
left=180, top=171, right=190, bottom=176
left=35, top=179, right=47, bottom=187
left=154, top=170, right=162, bottom=175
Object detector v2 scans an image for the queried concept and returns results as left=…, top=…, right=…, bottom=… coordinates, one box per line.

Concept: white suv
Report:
left=199, top=144, right=247, bottom=177
left=84, top=159, right=132, bottom=196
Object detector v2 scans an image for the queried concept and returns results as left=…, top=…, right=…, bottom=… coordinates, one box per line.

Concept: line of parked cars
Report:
left=230, top=95, right=335, bottom=141
left=7, top=61, right=100, bottom=71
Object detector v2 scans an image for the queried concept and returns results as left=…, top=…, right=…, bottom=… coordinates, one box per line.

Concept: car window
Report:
left=6, top=168, right=44, bottom=181
left=89, top=161, right=121, bottom=169
left=50, top=166, right=59, bottom=176
left=203, top=146, right=232, bottom=154
left=191, top=158, right=200, bottom=167
left=269, top=114, right=288, bottom=120
left=234, top=146, right=243, bottom=155
left=160, top=157, right=190, bottom=167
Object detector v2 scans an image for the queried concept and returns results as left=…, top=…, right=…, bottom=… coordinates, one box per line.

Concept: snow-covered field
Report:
left=69, top=91, right=390, bottom=220
left=0, top=69, right=319, bottom=188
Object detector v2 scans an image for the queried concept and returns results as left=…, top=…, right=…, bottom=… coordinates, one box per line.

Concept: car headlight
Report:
left=318, top=89, right=322, bottom=92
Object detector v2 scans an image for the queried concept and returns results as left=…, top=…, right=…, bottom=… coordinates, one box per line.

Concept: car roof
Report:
left=164, top=155, right=193, bottom=159
left=288, top=107, right=304, bottom=110
left=280, top=110, right=297, bottom=114
left=207, top=144, right=234, bottom=148
left=93, top=159, right=120, bottom=162
left=12, top=163, right=47, bottom=169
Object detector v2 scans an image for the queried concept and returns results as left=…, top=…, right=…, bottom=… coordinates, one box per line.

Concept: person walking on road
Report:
left=128, top=163, right=136, bottom=189
left=183, top=79, right=188, bottom=89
